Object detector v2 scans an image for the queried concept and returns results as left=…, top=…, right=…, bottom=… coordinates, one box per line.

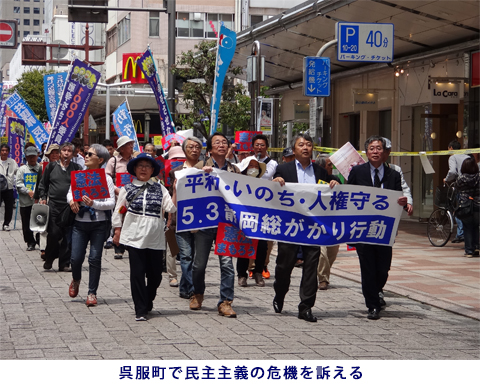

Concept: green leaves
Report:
left=8, top=69, right=54, bottom=123
left=171, top=40, right=250, bottom=138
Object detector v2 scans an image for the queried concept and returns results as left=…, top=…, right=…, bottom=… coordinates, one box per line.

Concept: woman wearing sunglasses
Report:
left=67, top=144, right=116, bottom=307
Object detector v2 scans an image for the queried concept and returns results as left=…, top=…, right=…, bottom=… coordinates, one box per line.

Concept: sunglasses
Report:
left=86, top=152, right=97, bottom=157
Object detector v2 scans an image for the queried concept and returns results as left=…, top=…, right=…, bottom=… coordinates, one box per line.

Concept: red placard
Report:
left=116, top=172, right=134, bottom=187
left=155, top=156, right=166, bottom=184
left=71, top=169, right=109, bottom=202
left=347, top=245, right=356, bottom=251
left=214, top=223, right=258, bottom=259
left=162, top=133, right=186, bottom=150
left=235, top=131, right=262, bottom=152
left=165, top=159, right=185, bottom=187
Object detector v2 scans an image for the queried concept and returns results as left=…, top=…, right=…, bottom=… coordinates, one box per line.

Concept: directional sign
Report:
left=336, top=22, right=394, bottom=63
left=303, top=57, right=330, bottom=97
left=0, top=20, right=18, bottom=48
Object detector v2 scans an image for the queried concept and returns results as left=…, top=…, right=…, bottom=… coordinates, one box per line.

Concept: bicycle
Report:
left=427, top=182, right=456, bottom=247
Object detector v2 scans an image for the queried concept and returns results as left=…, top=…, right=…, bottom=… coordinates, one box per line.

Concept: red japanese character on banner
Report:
left=71, top=169, right=109, bottom=201
left=215, top=223, right=258, bottom=259
left=116, top=172, right=134, bottom=187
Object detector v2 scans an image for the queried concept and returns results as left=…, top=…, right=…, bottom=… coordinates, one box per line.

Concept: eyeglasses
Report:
left=212, top=141, right=228, bottom=146
left=186, top=145, right=201, bottom=150
left=137, top=164, right=153, bottom=170
left=86, top=152, right=97, bottom=157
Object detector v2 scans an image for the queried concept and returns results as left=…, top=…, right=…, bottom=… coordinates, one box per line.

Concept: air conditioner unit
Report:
left=192, top=13, right=202, bottom=21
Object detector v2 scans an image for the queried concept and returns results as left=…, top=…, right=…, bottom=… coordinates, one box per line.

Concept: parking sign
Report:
left=336, top=22, right=394, bottom=62
left=303, top=57, right=330, bottom=97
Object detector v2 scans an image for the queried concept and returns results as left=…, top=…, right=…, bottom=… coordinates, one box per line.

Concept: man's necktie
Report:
left=374, top=168, right=381, bottom=188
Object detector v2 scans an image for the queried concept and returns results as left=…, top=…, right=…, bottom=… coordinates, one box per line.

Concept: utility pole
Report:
left=166, top=0, right=176, bottom=121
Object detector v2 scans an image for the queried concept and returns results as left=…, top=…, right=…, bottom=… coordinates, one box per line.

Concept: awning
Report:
left=231, top=0, right=480, bottom=91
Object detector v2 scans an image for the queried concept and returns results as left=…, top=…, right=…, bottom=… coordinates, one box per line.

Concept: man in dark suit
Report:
left=348, top=135, right=407, bottom=320
left=272, top=133, right=339, bottom=322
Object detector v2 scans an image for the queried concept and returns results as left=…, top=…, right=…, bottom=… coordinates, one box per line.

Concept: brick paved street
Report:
left=0, top=211, right=479, bottom=360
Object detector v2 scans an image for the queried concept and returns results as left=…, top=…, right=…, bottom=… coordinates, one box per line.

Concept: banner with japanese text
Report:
left=136, top=49, right=175, bottom=145
left=24, top=173, right=38, bottom=191
left=175, top=168, right=403, bottom=247
left=112, top=101, right=140, bottom=152
left=5, top=92, right=49, bottom=148
left=115, top=172, right=134, bottom=188
left=0, top=86, right=6, bottom=137
left=235, top=131, right=262, bottom=152
left=47, top=59, right=100, bottom=149
left=43, top=72, right=67, bottom=124
left=7, top=117, right=25, bottom=165
left=210, top=25, right=237, bottom=134
left=71, top=169, right=109, bottom=202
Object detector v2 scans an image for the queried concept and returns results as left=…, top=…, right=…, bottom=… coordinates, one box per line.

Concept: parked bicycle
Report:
left=427, top=182, right=457, bottom=247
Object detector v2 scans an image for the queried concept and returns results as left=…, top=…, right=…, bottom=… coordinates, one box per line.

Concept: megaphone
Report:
left=30, top=204, right=50, bottom=233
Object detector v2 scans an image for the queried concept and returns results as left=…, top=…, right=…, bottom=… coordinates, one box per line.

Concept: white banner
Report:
left=175, top=168, right=403, bottom=247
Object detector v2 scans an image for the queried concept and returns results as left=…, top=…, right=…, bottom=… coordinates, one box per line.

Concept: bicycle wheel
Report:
left=427, top=208, right=453, bottom=247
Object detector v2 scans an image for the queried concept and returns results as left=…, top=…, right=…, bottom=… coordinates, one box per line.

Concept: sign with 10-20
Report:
left=336, top=22, right=394, bottom=63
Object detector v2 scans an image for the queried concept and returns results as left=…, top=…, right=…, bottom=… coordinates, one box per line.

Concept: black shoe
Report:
left=451, top=237, right=464, bottom=243
left=273, top=296, right=284, bottom=313
left=298, top=308, right=317, bottom=322
left=26, top=244, right=35, bottom=251
left=43, top=259, right=53, bottom=270
left=179, top=292, right=193, bottom=299
left=367, top=308, right=380, bottom=320
left=104, top=241, right=113, bottom=249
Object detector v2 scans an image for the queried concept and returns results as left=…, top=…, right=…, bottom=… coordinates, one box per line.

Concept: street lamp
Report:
left=97, top=81, right=131, bottom=140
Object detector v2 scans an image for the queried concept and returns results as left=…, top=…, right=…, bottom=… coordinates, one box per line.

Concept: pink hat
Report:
left=169, top=146, right=186, bottom=159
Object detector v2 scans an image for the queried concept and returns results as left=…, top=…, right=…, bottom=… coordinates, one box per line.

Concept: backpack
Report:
left=0, top=174, right=7, bottom=191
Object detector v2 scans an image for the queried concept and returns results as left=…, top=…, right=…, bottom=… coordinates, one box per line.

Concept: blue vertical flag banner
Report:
left=7, top=117, right=26, bottom=165
left=5, top=92, right=49, bottom=148
left=136, top=49, right=175, bottom=143
left=47, top=59, right=100, bottom=149
left=0, top=85, right=6, bottom=137
left=44, top=72, right=67, bottom=124
left=210, top=25, right=237, bottom=134
left=112, top=101, right=140, bottom=152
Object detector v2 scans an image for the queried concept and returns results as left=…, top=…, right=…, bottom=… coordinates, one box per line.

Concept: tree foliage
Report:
left=8, top=69, right=54, bottom=122
left=171, top=40, right=250, bottom=139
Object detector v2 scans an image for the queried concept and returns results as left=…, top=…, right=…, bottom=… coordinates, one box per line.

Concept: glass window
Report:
left=14, top=7, right=20, bottom=13
left=118, top=14, right=130, bottom=46
left=33, top=31, right=39, bottom=35
left=251, top=15, right=263, bottom=26
left=24, top=31, right=30, bottom=37
left=106, top=27, right=117, bottom=56
left=34, top=0, right=40, bottom=2
left=24, top=7, right=30, bottom=13
left=149, top=11, right=159, bottom=37
left=176, top=12, right=189, bottom=37
left=24, top=19, right=30, bottom=26
left=205, top=14, right=234, bottom=38
left=34, top=7, right=40, bottom=14
left=33, top=19, right=40, bottom=26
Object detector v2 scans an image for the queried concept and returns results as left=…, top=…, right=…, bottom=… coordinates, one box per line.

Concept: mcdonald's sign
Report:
left=122, top=53, right=147, bottom=84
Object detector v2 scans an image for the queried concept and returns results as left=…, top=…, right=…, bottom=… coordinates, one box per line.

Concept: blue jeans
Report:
left=455, top=216, right=464, bottom=238
left=176, top=230, right=195, bottom=296
left=71, top=220, right=108, bottom=295
left=192, top=228, right=234, bottom=305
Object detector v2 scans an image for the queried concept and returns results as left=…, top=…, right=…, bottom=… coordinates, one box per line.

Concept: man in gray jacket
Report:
left=16, top=146, right=41, bottom=250
left=0, top=143, right=19, bottom=231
